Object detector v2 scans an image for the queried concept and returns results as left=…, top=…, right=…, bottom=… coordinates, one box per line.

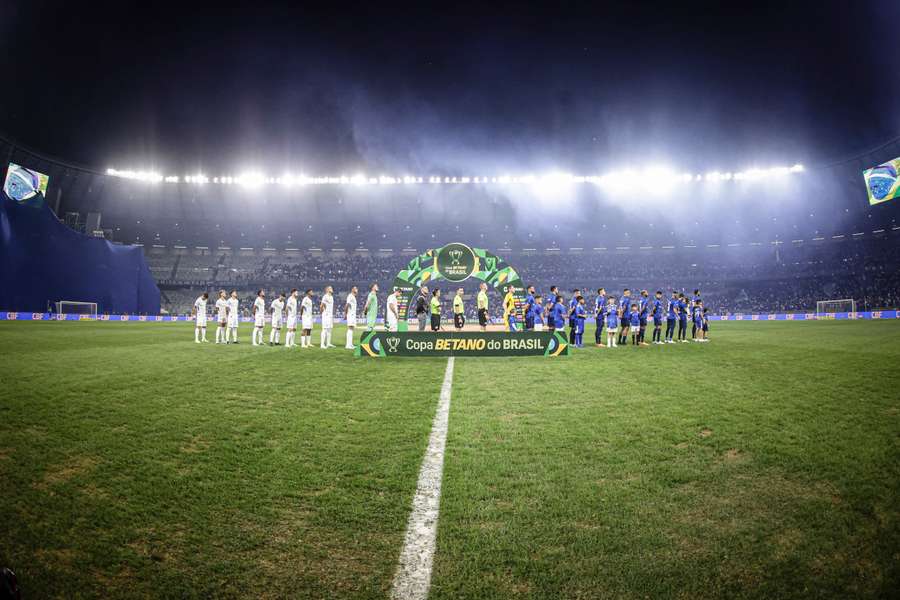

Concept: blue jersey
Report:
left=568, top=297, right=579, bottom=323
left=606, top=310, right=619, bottom=329
left=629, top=311, right=641, bottom=327
left=552, top=302, right=566, bottom=328
left=667, top=299, right=678, bottom=319
left=693, top=305, right=703, bottom=323
left=640, top=297, right=650, bottom=316
left=595, top=295, right=606, bottom=317
left=619, top=295, right=631, bottom=316
left=524, top=293, right=535, bottom=315
left=531, top=303, right=544, bottom=325
left=678, top=300, right=688, bottom=321
left=653, top=299, right=663, bottom=318
left=574, top=304, right=586, bottom=332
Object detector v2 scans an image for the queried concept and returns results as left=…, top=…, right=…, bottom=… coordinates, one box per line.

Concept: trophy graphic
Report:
left=386, top=337, right=400, bottom=353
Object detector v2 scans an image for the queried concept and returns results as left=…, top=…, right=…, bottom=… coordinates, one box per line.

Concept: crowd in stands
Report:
left=152, top=237, right=900, bottom=317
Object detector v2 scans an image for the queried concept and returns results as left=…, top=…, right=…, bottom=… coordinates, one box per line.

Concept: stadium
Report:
left=0, top=2, right=898, bottom=599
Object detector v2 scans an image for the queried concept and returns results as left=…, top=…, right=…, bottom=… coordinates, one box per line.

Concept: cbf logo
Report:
left=386, top=336, right=400, bottom=353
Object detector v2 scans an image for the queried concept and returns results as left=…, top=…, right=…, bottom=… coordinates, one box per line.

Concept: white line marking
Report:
left=391, top=356, right=455, bottom=600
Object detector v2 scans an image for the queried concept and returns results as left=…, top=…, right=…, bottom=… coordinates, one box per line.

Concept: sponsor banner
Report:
left=356, top=330, right=569, bottom=358
left=707, top=311, right=899, bottom=320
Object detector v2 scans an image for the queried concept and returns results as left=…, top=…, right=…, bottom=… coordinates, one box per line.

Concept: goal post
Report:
left=56, top=300, right=99, bottom=318
left=816, top=299, right=856, bottom=317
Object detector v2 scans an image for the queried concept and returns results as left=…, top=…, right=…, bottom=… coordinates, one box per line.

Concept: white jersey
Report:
left=301, top=296, right=314, bottom=329
left=227, top=297, right=239, bottom=326
left=271, top=298, right=285, bottom=326
left=285, top=296, right=298, bottom=328
left=321, top=294, right=334, bottom=328
left=253, top=297, right=266, bottom=326
left=215, top=298, right=228, bottom=322
left=194, top=296, right=208, bottom=326
left=386, top=293, right=399, bottom=329
left=345, top=293, right=357, bottom=324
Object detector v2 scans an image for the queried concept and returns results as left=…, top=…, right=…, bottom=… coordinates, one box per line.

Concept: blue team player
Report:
left=692, top=300, right=706, bottom=342
left=618, top=288, right=632, bottom=345
left=702, top=306, right=710, bottom=342
left=604, top=297, right=619, bottom=348
left=594, top=287, right=606, bottom=347
left=665, top=291, right=679, bottom=343
left=568, top=288, right=581, bottom=345
left=637, top=290, right=651, bottom=346
left=573, top=295, right=587, bottom=347
left=651, top=290, right=665, bottom=344
left=677, top=293, right=689, bottom=343
left=629, top=304, right=642, bottom=346
left=552, top=295, right=567, bottom=333
left=523, top=285, right=536, bottom=331
left=531, top=294, right=545, bottom=331
left=691, top=289, right=702, bottom=340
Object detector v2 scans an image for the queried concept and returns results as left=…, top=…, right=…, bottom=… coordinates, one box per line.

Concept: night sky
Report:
left=0, top=1, right=897, bottom=175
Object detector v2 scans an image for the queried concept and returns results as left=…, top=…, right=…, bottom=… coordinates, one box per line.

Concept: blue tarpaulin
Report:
left=0, top=195, right=160, bottom=314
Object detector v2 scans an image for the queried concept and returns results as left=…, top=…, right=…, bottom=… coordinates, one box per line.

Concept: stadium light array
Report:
left=105, top=163, right=804, bottom=187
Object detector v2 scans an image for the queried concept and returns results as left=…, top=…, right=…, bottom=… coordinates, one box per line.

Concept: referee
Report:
left=430, top=289, right=442, bottom=331
left=476, top=282, right=489, bottom=332
left=453, top=288, right=465, bottom=330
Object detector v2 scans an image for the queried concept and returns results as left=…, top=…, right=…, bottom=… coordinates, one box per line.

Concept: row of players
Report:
left=190, top=285, right=392, bottom=349
left=189, top=284, right=709, bottom=349
left=516, top=286, right=709, bottom=348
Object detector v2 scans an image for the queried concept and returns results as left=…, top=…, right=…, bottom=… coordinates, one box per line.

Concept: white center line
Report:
left=390, top=356, right=455, bottom=600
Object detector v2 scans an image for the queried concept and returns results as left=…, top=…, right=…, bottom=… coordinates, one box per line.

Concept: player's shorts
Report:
left=217, top=315, right=227, bottom=325
left=322, top=317, right=334, bottom=329
left=272, top=315, right=283, bottom=328
left=301, top=316, right=312, bottom=330
left=534, top=322, right=544, bottom=331
left=702, top=323, right=709, bottom=332
left=346, top=312, right=357, bottom=327
left=254, top=314, right=265, bottom=328
left=508, top=315, right=518, bottom=332
left=477, top=309, right=488, bottom=327
left=227, top=316, right=239, bottom=328
left=653, top=316, right=663, bottom=326
left=607, top=327, right=618, bottom=334
left=366, top=315, right=376, bottom=329
left=386, top=319, right=397, bottom=332
left=195, top=314, right=207, bottom=327
left=286, top=315, right=297, bottom=329
left=524, top=316, right=534, bottom=330
left=454, top=313, right=464, bottom=329
left=639, top=317, right=648, bottom=327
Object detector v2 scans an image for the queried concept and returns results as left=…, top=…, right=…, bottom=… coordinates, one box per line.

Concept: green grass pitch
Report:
left=0, top=320, right=898, bottom=599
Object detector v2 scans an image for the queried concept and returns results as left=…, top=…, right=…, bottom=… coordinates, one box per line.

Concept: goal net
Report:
left=816, top=299, right=856, bottom=317
left=56, top=300, right=99, bottom=318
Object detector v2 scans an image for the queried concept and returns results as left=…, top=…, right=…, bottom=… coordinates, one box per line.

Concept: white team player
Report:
left=300, top=289, right=314, bottom=348
left=386, top=287, right=400, bottom=332
left=226, top=290, right=240, bottom=343
left=269, top=292, right=285, bottom=346
left=344, top=286, right=358, bottom=349
left=214, top=290, right=228, bottom=344
left=320, top=286, right=335, bottom=348
left=252, top=289, right=266, bottom=346
left=192, top=292, right=209, bottom=343
left=285, top=289, right=299, bottom=348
